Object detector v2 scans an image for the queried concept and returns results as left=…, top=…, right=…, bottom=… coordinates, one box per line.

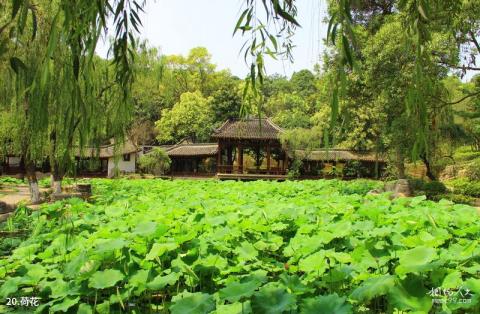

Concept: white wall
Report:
left=7, top=157, right=21, bottom=166
left=107, top=153, right=136, bottom=177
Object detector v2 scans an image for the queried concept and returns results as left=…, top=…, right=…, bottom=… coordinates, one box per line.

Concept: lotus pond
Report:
left=0, top=179, right=479, bottom=313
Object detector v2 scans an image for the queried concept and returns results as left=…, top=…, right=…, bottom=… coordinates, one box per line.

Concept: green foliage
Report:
left=301, top=294, right=352, bottom=314
left=343, top=160, right=367, bottom=178
left=422, top=181, right=447, bottom=197
left=447, top=178, right=480, bottom=198
left=336, top=179, right=383, bottom=195
left=170, top=292, right=215, bottom=314
left=454, top=146, right=480, bottom=163
left=156, top=91, right=214, bottom=143
left=1, top=179, right=479, bottom=312
left=466, top=159, right=480, bottom=180
left=209, top=79, right=242, bottom=124
left=430, top=193, right=475, bottom=205
left=138, top=148, right=171, bottom=175
left=251, top=285, right=296, bottom=314
left=0, top=177, right=24, bottom=185
left=88, top=269, right=124, bottom=289
left=287, top=159, right=302, bottom=180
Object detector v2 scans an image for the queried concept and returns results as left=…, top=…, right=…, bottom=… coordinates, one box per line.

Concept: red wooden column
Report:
left=266, top=142, right=271, bottom=174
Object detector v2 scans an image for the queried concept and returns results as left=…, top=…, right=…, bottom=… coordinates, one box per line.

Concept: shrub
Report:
left=408, top=178, right=425, bottom=191
left=0, top=177, right=24, bottom=185
left=138, top=148, right=171, bottom=175
left=430, top=193, right=475, bottom=205
left=337, top=179, right=384, bottom=195
left=287, top=158, right=302, bottom=180
left=465, top=159, right=480, bottom=181
left=422, top=181, right=447, bottom=197
left=343, top=161, right=367, bottom=178
left=453, top=146, right=480, bottom=162
left=448, top=178, right=480, bottom=198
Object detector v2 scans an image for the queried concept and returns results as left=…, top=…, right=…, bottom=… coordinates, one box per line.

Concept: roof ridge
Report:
left=213, top=119, right=231, bottom=134
left=265, top=117, right=284, bottom=132
left=170, top=143, right=217, bottom=147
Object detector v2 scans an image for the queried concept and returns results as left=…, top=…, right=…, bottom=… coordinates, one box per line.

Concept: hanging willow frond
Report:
left=4, top=0, right=140, bottom=176
left=324, top=0, right=358, bottom=149
left=398, top=0, right=433, bottom=161
left=234, top=0, right=299, bottom=117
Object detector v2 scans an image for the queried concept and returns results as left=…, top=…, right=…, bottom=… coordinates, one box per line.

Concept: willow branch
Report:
left=96, top=83, right=115, bottom=100
left=469, top=31, right=480, bottom=52
left=0, top=21, right=12, bottom=35
left=432, top=90, right=480, bottom=108
left=438, top=61, right=480, bottom=71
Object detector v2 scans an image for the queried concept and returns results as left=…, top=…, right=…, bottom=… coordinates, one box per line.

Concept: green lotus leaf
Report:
left=251, top=286, right=296, bottom=314
left=64, top=253, right=88, bottom=278
left=20, top=263, right=47, bottom=285
left=235, top=241, right=258, bottom=261
left=219, top=280, right=261, bottom=302
left=94, top=238, right=128, bottom=254
left=170, top=292, right=215, bottom=314
left=48, top=279, right=70, bottom=298
left=133, top=221, right=157, bottom=237
left=396, top=246, right=437, bottom=275
left=350, top=275, right=396, bottom=302
left=298, top=251, right=327, bottom=274
left=145, top=242, right=178, bottom=260
left=0, top=277, right=20, bottom=298
left=279, top=273, right=313, bottom=295
left=128, top=269, right=150, bottom=294
left=147, top=272, right=180, bottom=290
left=387, top=275, right=431, bottom=313
left=88, top=269, right=124, bottom=289
left=301, top=294, right=352, bottom=314
left=50, top=296, right=80, bottom=313
left=214, top=301, right=251, bottom=314
left=442, top=270, right=462, bottom=289
left=104, top=206, right=126, bottom=217
left=77, top=303, right=93, bottom=314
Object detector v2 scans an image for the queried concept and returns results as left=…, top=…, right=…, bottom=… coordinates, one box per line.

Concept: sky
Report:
left=96, top=0, right=329, bottom=78
left=96, top=1, right=476, bottom=81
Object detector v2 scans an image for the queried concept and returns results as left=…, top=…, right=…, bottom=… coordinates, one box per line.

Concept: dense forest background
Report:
left=0, top=0, right=479, bottom=185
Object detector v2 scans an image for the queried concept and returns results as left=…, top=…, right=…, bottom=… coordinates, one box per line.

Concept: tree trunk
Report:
left=51, top=162, right=64, bottom=195
left=395, top=148, right=406, bottom=179
left=421, top=154, right=437, bottom=181
left=19, top=156, right=26, bottom=181
left=26, top=161, right=40, bottom=203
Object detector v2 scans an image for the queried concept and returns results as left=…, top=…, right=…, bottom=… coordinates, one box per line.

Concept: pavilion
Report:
left=211, top=118, right=288, bottom=180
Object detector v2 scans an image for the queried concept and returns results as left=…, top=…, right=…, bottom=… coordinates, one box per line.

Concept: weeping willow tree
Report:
left=1, top=0, right=136, bottom=200
left=46, top=54, right=131, bottom=194
left=235, top=0, right=479, bottom=178
left=3, top=0, right=478, bottom=186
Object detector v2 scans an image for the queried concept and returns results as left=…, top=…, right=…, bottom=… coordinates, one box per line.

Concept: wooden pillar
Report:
left=284, top=151, right=288, bottom=173
left=266, top=142, right=271, bottom=174
left=237, top=144, right=243, bottom=174
left=217, top=142, right=222, bottom=173
left=227, top=147, right=233, bottom=165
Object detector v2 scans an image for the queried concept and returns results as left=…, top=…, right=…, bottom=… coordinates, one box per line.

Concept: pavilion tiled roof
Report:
left=166, top=143, right=218, bottom=157
left=212, top=118, right=284, bottom=140
left=292, top=149, right=385, bottom=162
left=76, top=140, right=139, bottom=158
